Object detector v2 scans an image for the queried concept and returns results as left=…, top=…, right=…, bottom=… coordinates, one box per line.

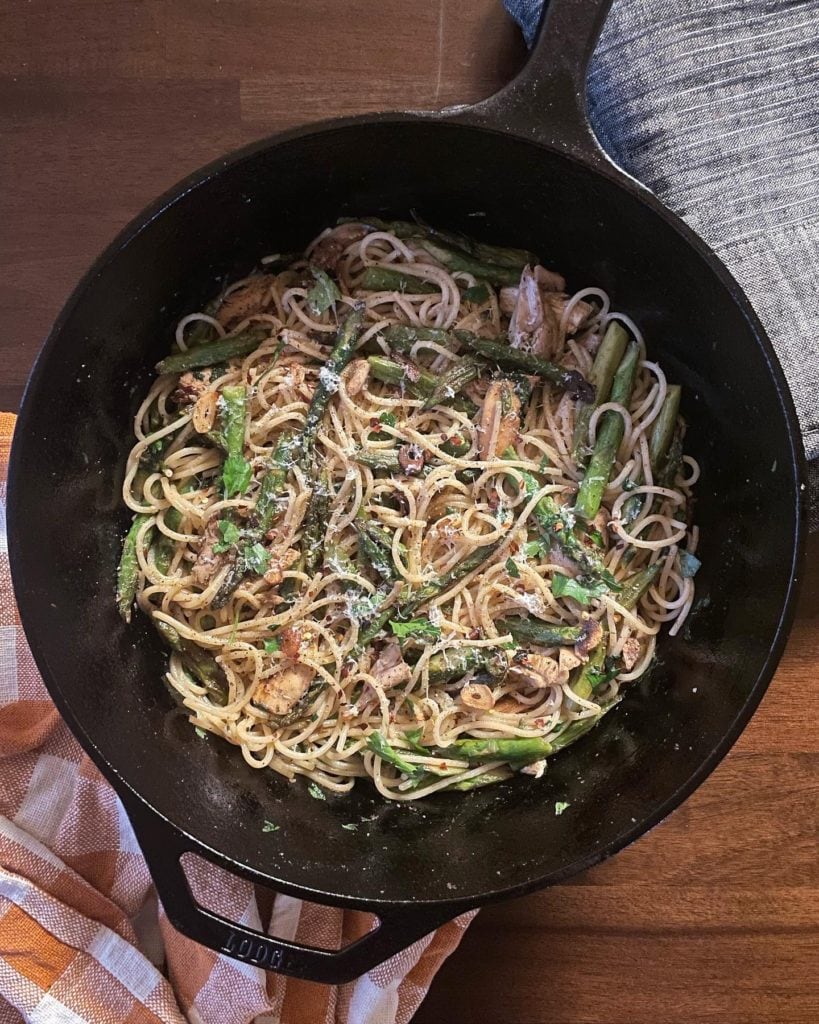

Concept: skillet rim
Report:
left=7, top=110, right=808, bottom=914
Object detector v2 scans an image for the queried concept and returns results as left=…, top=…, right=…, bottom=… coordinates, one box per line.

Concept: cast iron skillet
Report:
left=8, top=0, right=806, bottom=984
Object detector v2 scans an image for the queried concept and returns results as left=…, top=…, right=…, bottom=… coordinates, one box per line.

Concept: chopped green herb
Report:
left=505, top=556, right=521, bottom=578
left=306, top=268, right=341, bottom=316
left=262, top=820, right=280, bottom=832
left=194, top=726, right=207, bottom=739
left=222, top=454, right=253, bottom=499
left=264, top=637, right=281, bottom=654
left=402, top=727, right=428, bottom=754
left=307, top=782, right=327, bottom=800
left=552, top=572, right=609, bottom=607
left=369, top=411, right=397, bottom=441
left=498, top=640, right=517, bottom=650
left=462, top=282, right=489, bottom=303
left=213, top=519, right=240, bottom=554
left=367, top=732, right=421, bottom=776
left=389, top=618, right=442, bottom=641
left=678, top=550, right=701, bottom=578
left=341, top=822, right=358, bottom=831
left=587, top=529, right=605, bottom=547
left=555, top=801, right=570, bottom=816
left=243, top=542, right=270, bottom=576
left=524, top=540, right=546, bottom=559
left=538, top=454, right=552, bottom=472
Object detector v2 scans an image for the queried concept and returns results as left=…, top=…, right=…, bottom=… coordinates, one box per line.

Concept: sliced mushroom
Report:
left=478, top=380, right=521, bottom=460
left=344, top=358, right=370, bottom=397
left=544, top=294, right=593, bottom=335
left=574, top=616, right=604, bottom=661
left=192, top=390, right=219, bottom=434
left=508, top=653, right=560, bottom=690
left=621, top=637, right=641, bottom=671
left=216, top=276, right=272, bottom=329
left=460, top=682, right=495, bottom=710
left=398, top=443, right=425, bottom=475
left=493, top=693, right=525, bottom=714
left=509, top=265, right=560, bottom=358
left=251, top=662, right=315, bottom=717
left=191, top=516, right=228, bottom=587
left=311, top=223, right=369, bottom=272
left=533, top=266, right=567, bottom=292
left=371, top=642, right=411, bottom=689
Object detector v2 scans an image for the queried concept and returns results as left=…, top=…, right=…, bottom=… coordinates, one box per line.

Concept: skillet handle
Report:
left=121, top=792, right=458, bottom=985
left=448, top=0, right=614, bottom=167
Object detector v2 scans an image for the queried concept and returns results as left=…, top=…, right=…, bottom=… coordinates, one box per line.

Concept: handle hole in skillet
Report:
left=180, top=853, right=377, bottom=951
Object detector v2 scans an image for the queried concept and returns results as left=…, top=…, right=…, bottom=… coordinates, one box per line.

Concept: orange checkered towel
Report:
left=0, top=414, right=475, bottom=1023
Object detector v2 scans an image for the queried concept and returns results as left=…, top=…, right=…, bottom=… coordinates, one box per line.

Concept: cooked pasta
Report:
left=117, top=218, right=700, bottom=800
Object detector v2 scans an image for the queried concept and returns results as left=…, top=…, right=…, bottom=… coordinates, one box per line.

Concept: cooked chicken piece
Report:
left=544, top=294, right=593, bottom=336
left=508, top=653, right=560, bottom=690
left=191, top=516, right=227, bottom=587
left=574, top=616, right=604, bottom=661
left=216, top=276, right=272, bottom=329
left=509, top=266, right=560, bottom=358
left=521, top=759, right=547, bottom=778
left=251, top=662, right=315, bottom=717
left=371, top=642, right=412, bottom=689
left=493, top=693, right=525, bottom=714
left=534, top=265, right=566, bottom=292
left=460, top=682, right=495, bottom=710
left=279, top=625, right=304, bottom=661
left=344, top=358, right=370, bottom=397
left=621, top=637, right=641, bottom=671
left=262, top=547, right=299, bottom=586
left=310, top=223, right=369, bottom=272
left=173, top=369, right=212, bottom=406
left=558, top=648, right=582, bottom=677
left=478, top=380, right=521, bottom=460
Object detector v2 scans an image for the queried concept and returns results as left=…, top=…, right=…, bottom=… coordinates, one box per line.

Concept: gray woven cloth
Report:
left=504, top=0, right=819, bottom=528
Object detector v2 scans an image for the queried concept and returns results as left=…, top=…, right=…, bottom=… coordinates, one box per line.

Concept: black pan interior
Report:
left=9, top=118, right=802, bottom=911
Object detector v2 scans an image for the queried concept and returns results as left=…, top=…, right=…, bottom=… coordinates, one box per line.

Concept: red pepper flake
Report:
left=369, top=417, right=382, bottom=429
left=467, top=628, right=483, bottom=641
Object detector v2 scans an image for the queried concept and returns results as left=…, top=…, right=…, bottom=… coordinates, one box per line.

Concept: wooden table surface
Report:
left=2, top=3, right=817, bottom=1021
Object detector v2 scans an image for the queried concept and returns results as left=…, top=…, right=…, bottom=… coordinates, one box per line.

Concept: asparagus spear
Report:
left=154, top=619, right=228, bottom=706
left=574, top=340, right=640, bottom=521
left=439, top=736, right=555, bottom=764
left=117, top=514, right=153, bottom=622
left=450, top=768, right=513, bottom=790
left=563, top=638, right=607, bottom=713
left=354, top=450, right=402, bottom=472
left=413, top=239, right=522, bottom=286
left=400, top=538, right=505, bottom=616
left=621, top=385, right=682, bottom=524
left=617, top=563, right=660, bottom=611
left=426, top=646, right=507, bottom=685
left=211, top=433, right=295, bottom=608
left=300, top=306, right=365, bottom=461
left=458, top=335, right=594, bottom=401
left=358, top=267, right=438, bottom=294
left=367, top=732, right=421, bottom=776
left=504, top=450, right=616, bottom=584
left=658, top=429, right=684, bottom=489
left=349, top=217, right=537, bottom=269
left=495, top=617, right=584, bottom=647
left=380, top=325, right=452, bottom=351
left=302, top=471, right=332, bottom=578
left=423, top=355, right=482, bottom=410
left=354, top=515, right=404, bottom=581
left=367, top=355, right=477, bottom=413
left=572, top=321, right=630, bottom=462
left=156, top=326, right=270, bottom=374
left=219, top=385, right=252, bottom=499
left=548, top=700, right=619, bottom=753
